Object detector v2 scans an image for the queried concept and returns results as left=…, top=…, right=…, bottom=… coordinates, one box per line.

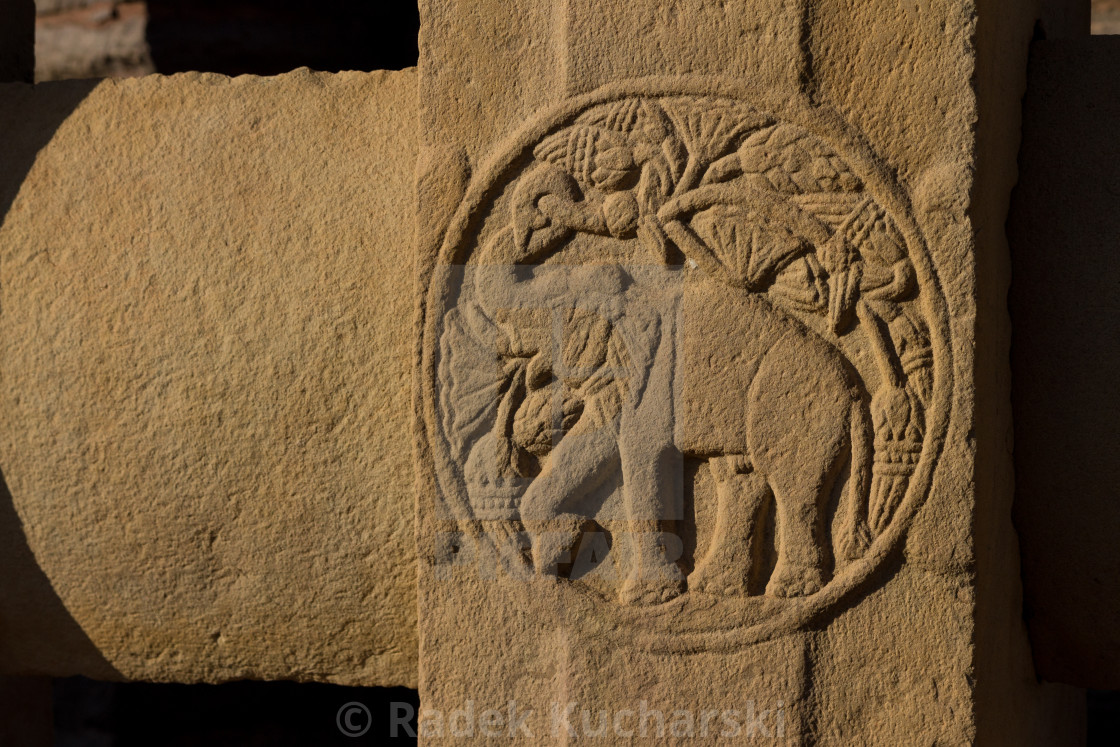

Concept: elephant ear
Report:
left=439, top=303, right=508, bottom=464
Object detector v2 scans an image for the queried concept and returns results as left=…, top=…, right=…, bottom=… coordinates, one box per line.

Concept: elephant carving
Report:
left=433, top=91, right=935, bottom=609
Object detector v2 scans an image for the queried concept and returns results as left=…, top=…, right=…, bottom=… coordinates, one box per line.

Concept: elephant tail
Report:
left=835, top=399, right=874, bottom=564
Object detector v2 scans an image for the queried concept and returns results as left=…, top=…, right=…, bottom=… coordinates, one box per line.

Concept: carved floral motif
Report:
left=423, top=84, right=948, bottom=642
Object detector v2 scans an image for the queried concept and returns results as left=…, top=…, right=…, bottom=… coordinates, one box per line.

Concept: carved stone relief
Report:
left=421, top=78, right=950, bottom=649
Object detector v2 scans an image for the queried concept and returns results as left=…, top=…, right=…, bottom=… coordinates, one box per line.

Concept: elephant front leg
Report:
left=519, top=418, right=620, bottom=576
left=689, top=456, right=770, bottom=597
left=616, top=439, right=686, bottom=606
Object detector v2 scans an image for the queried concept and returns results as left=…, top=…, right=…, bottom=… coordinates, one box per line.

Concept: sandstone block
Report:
left=0, top=69, right=418, bottom=686
left=416, top=1, right=1082, bottom=742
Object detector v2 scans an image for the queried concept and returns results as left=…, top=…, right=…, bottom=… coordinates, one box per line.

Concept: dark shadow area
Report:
left=1008, top=36, right=1120, bottom=690
left=146, top=1, right=420, bottom=76
left=1089, top=690, right=1120, bottom=746
left=1009, top=35, right=1120, bottom=742
left=0, top=468, right=118, bottom=679
left=1, top=78, right=117, bottom=682
left=0, top=676, right=54, bottom=745
left=54, top=678, right=419, bottom=745
left=0, top=78, right=98, bottom=224
left=0, top=0, right=35, bottom=83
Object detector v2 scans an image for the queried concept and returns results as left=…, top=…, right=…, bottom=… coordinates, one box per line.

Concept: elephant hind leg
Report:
left=756, top=437, right=849, bottom=598
left=746, top=340, right=854, bottom=598
left=764, top=483, right=829, bottom=597
left=688, top=457, right=771, bottom=597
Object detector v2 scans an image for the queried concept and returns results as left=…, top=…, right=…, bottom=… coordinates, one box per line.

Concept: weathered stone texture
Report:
left=1010, top=36, right=1120, bottom=690
left=0, top=69, right=419, bottom=686
left=416, top=1, right=1083, bottom=742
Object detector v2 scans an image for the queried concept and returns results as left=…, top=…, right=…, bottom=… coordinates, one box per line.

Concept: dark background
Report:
left=146, top=1, right=420, bottom=76
left=32, top=1, right=420, bottom=81
left=55, top=678, right=419, bottom=745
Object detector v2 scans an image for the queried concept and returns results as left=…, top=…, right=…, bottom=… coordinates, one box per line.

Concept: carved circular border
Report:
left=420, top=77, right=953, bottom=652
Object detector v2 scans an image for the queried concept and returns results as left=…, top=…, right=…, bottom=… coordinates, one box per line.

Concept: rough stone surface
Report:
left=416, top=1, right=1083, bottom=742
left=0, top=69, right=419, bottom=686
left=1010, top=36, right=1120, bottom=689
left=37, top=0, right=106, bottom=12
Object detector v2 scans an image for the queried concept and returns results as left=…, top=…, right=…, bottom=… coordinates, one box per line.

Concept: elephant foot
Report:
left=619, top=569, right=685, bottom=606
left=526, top=515, right=585, bottom=576
left=765, top=563, right=824, bottom=598
left=688, top=564, right=750, bottom=598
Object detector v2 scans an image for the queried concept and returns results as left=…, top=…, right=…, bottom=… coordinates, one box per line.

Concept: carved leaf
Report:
left=439, top=304, right=507, bottom=462
left=770, top=255, right=830, bottom=314
left=533, top=126, right=629, bottom=187
left=791, top=192, right=867, bottom=232
left=689, top=205, right=808, bottom=290
left=661, top=98, right=772, bottom=164
left=577, top=98, right=644, bottom=135
left=659, top=184, right=830, bottom=291
left=738, top=125, right=863, bottom=195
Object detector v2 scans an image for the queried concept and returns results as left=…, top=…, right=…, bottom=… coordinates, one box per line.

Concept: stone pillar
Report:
left=415, top=0, right=1083, bottom=742
left=0, top=0, right=34, bottom=82
left=0, top=70, right=419, bottom=686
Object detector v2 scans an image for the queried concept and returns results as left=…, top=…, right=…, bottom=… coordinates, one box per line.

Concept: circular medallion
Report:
left=421, top=79, right=951, bottom=650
